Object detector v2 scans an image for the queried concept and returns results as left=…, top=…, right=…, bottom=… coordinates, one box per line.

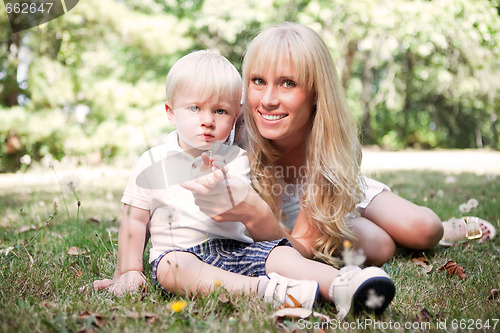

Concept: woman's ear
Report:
left=165, top=102, right=176, bottom=126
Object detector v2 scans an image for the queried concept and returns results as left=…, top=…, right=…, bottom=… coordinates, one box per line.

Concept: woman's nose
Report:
left=261, top=86, right=279, bottom=108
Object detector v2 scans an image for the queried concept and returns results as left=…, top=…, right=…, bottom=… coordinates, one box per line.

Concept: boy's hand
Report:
left=108, top=271, right=146, bottom=297
left=88, top=271, right=146, bottom=297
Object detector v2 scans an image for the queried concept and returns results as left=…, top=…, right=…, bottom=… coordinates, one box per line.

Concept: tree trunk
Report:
left=360, top=51, right=374, bottom=143
left=1, top=31, right=20, bottom=107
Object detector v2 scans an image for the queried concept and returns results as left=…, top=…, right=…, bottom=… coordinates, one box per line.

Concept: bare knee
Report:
left=362, top=232, right=397, bottom=266
left=408, top=207, right=443, bottom=249
left=156, top=251, right=199, bottom=293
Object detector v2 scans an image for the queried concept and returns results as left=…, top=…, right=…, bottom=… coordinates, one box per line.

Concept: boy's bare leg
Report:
left=155, top=251, right=259, bottom=295
left=265, top=246, right=339, bottom=300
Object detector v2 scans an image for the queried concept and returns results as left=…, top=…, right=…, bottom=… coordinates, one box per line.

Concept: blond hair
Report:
left=242, top=22, right=363, bottom=266
left=166, top=50, right=242, bottom=107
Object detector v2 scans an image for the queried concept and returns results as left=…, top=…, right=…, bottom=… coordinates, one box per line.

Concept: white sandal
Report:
left=439, top=216, right=497, bottom=247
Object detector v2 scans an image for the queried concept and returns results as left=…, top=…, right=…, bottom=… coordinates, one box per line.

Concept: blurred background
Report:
left=1, top=0, right=499, bottom=173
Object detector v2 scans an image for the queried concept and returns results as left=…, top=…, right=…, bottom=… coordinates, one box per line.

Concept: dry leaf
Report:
left=415, top=308, right=431, bottom=322
left=67, top=246, right=90, bottom=256
left=437, top=260, right=467, bottom=279
left=217, top=293, right=230, bottom=304
left=17, top=225, right=38, bottom=233
left=87, top=217, right=102, bottom=224
left=486, top=289, right=499, bottom=301
left=77, top=311, right=104, bottom=327
left=272, top=307, right=313, bottom=319
left=125, top=311, right=158, bottom=323
left=412, top=257, right=434, bottom=273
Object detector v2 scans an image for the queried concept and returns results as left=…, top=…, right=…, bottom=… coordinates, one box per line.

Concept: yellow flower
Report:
left=343, top=239, right=352, bottom=249
left=214, top=279, right=222, bottom=287
left=169, top=300, right=188, bottom=313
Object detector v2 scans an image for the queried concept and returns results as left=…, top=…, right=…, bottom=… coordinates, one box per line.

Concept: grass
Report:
left=0, top=167, right=499, bottom=332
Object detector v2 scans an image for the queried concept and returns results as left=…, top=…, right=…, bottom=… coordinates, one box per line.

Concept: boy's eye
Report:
left=189, top=106, right=200, bottom=112
left=282, top=80, right=296, bottom=88
left=215, top=109, right=227, bottom=115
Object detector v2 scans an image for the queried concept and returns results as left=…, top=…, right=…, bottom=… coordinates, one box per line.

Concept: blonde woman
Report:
left=240, top=22, right=444, bottom=266
left=188, top=22, right=443, bottom=267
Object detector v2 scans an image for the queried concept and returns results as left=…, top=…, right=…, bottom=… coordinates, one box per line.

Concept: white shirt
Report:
left=121, top=130, right=253, bottom=263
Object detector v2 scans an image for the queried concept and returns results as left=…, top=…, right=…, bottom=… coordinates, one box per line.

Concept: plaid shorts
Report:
left=151, top=238, right=291, bottom=291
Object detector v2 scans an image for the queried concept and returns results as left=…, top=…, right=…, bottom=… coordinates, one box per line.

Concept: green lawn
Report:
left=0, top=168, right=498, bottom=332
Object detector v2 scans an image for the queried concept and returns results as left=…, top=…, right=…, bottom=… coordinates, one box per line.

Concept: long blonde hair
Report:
left=242, top=22, right=364, bottom=266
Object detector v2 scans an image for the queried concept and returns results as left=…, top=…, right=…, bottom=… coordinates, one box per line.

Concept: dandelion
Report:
left=61, top=175, right=81, bottom=193
left=459, top=203, right=471, bottom=214
left=169, top=300, right=188, bottom=313
left=20, top=154, right=31, bottom=165
left=365, top=289, right=385, bottom=308
left=214, top=279, right=222, bottom=288
left=467, top=198, right=478, bottom=209
left=342, top=240, right=366, bottom=267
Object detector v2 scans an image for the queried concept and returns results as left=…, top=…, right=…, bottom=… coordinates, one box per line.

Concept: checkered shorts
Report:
left=151, top=238, right=291, bottom=291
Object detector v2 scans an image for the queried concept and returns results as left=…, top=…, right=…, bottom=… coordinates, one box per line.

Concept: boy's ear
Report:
left=165, top=102, right=176, bottom=127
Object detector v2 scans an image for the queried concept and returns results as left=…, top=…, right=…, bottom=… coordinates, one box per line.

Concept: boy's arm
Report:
left=104, top=204, right=150, bottom=296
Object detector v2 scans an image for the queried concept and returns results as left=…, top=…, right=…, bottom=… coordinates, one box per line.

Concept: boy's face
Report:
left=166, top=88, right=239, bottom=157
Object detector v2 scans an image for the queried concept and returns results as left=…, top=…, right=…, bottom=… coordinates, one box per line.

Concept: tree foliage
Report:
left=0, top=0, right=499, bottom=171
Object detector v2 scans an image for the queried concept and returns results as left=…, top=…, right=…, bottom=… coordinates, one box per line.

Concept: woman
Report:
left=209, top=22, right=444, bottom=266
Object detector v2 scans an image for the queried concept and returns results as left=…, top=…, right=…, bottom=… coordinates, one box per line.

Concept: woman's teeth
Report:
left=261, top=114, right=287, bottom=121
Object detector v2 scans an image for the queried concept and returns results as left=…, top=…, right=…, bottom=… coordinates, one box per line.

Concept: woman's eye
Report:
left=251, top=77, right=265, bottom=85
left=282, top=80, right=296, bottom=88
left=189, top=106, right=200, bottom=112
left=215, top=109, right=227, bottom=115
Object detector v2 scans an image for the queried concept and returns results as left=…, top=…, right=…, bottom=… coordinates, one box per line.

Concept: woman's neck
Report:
left=274, top=141, right=306, bottom=184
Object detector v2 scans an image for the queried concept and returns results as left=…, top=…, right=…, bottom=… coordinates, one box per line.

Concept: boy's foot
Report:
left=329, top=266, right=395, bottom=319
left=258, top=273, right=319, bottom=310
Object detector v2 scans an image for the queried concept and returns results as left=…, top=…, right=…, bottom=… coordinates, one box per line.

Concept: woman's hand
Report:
left=181, top=153, right=249, bottom=221
left=181, top=155, right=288, bottom=242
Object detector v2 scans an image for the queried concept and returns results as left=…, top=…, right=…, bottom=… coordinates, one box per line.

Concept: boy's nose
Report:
left=200, top=110, right=215, bottom=127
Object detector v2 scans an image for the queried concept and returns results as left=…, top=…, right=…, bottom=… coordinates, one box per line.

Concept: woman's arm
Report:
left=290, top=208, right=322, bottom=259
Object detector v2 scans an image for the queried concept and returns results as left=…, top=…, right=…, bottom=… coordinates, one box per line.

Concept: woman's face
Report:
left=246, top=60, right=316, bottom=149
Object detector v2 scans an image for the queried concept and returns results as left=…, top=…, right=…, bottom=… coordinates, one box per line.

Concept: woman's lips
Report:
left=259, top=111, right=288, bottom=121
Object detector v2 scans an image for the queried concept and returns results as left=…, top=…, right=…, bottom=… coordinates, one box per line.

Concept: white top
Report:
left=281, top=177, right=391, bottom=231
left=121, top=130, right=253, bottom=263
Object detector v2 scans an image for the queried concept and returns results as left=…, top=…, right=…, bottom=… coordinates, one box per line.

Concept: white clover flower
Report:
left=60, top=175, right=80, bottom=193
left=20, top=154, right=31, bottom=165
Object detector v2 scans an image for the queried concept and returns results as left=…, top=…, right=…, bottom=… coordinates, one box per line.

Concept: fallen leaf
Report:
left=125, top=311, right=158, bottom=323
left=272, top=307, right=313, bottom=319
left=77, top=311, right=104, bottom=327
left=68, top=246, right=90, bottom=256
left=271, top=308, right=331, bottom=321
left=217, top=293, right=230, bottom=304
left=412, top=257, right=434, bottom=273
left=17, top=225, right=38, bottom=233
left=415, top=308, right=431, bottom=322
left=486, top=289, right=499, bottom=301
left=87, top=217, right=102, bottom=224
left=437, top=260, right=467, bottom=279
